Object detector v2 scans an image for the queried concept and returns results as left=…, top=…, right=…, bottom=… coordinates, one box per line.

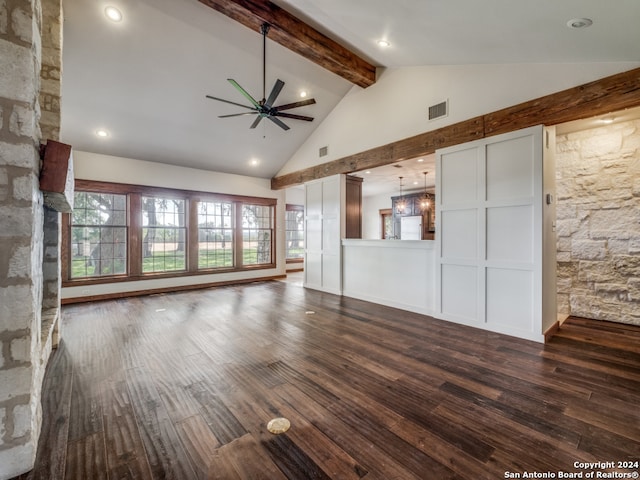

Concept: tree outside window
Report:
left=285, top=205, right=304, bottom=259
left=63, top=181, right=277, bottom=285
left=198, top=201, right=233, bottom=269
left=70, top=192, right=127, bottom=278
left=142, top=196, right=186, bottom=272
left=242, top=204, right=274, bottom=265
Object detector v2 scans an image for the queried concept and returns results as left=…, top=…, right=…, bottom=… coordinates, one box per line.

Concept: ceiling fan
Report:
left=206, top=23, right=316, bottom=131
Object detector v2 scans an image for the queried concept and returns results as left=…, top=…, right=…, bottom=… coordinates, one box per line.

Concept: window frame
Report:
left=240, top=203, right=275, bottom=267
left=62, top=180, right=277, bottom=287
left=141, top=194, right=188, bottom=274
left=68, top=191, right=129, bottom=279
left=285, top=204, right=304, bottom=263
left=196, top=200, right=235, bottom=270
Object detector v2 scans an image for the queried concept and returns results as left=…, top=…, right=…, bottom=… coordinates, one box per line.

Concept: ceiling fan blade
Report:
left=250, top=115, right=265, bottom=129
left=264, top=79, right=285, bottom=109
left=206, top=95, right=256, bottom=110
left=218, top=112, right=259, bottom=118
left=267, top=115, right=290, bottom=131
left=228, top=79, right=261, bottom=109
left=275, top=98, right=316, bottom=111
left=276, top=112, right=314, bottom=122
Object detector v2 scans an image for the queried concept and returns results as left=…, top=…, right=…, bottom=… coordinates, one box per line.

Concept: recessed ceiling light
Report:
left=105, top=6, right=122, bottom=22
left=601, top=116, right=615, bottom=124
left=250, top=158, right=259, bottom=166
left=365, top=170, right=371, bottom=174
left=417, top=158, right=424, bottom=163
left=566, top=18, right=592, bottom=29
left=377, top=39, right=390, bottom=48
left=413, top=181, right=419, bottom=185
left=299, top=91, right=308, bottom=98
left=95, top=129, right=110, bottom=138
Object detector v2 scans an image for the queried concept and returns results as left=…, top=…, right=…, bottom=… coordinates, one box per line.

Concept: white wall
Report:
left=63, top=151, right=286, bottom=300
left=542, top=127, right=558, bottom=333
left=278, top=63, right=639, bottom=176
left=362, top=192, right=392, bottom=239
left=73, top=151, right=277, bottom=197
left=285, top=186, right=305, bottom=206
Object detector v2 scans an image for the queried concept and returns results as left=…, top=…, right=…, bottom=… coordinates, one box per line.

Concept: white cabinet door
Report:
left=304, top=175, right=344, bottom=295
left=436, top=125, right=552, bottom=342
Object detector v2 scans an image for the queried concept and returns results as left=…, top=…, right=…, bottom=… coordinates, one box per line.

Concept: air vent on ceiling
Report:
left=319, top=146, right=328, bottom=157
left=428, top=100, right=448, bottom=121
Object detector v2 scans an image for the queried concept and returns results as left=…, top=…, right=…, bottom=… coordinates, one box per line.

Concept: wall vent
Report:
left=428, top=100, right=448, bottom=120
left=319, top=146, right=328, bottom=157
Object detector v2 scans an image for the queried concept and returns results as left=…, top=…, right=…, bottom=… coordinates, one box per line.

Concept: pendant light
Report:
left=396, top=176, right=406, bottom=213
left=420, top=171, right=431, bottom=210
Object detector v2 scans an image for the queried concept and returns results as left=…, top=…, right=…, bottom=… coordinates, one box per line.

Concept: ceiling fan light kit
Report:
left=206, top=23, right=315, bottom=131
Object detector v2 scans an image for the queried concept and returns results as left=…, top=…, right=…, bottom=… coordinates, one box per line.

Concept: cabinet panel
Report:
left=436, top=125, right=546, bottom=342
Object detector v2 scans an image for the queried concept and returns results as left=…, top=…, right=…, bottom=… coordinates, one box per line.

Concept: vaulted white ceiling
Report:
left=274, top=0, right=640, bottom=66
left=60, top=0, right=640, bottom=183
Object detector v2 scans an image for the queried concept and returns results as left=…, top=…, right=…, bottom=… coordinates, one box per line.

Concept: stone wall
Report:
left=556, top=119, right=640, bottom=326
left=39, top=0, right=62, bottom=342
left=0, top=0, right=61, bottom=477
left=39, top=0, right=61, bottom=142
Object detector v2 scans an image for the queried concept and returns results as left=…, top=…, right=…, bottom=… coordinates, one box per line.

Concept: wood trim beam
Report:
left=485, top=67, right=640, bottom=135
left=271, top=67, right=640, bottom=190
left=198, top=0, right=376, bottom=88
left=271, top=117, right=485, bottom=189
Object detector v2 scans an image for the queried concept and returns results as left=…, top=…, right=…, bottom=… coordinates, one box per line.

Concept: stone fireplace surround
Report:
left=0, top=0, right=62, bottom=477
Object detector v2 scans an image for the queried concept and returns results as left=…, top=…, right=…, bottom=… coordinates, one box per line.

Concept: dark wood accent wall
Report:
left=39, top=140, right=74, bottom=212
left=198, top=0, right=376, bottom=88
left=271, top=67, right=640, bottom=190
left=345, top=175, right=363, bottom=239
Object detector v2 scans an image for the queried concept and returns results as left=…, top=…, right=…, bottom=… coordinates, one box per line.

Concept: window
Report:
left=70, top=192, right=127, bottom=278
left=62, top=180, right=277, bottom=286
left=242, top=204, right=274, bottom=266
left=142, top=196, right=186, bottom=273
left=380, top=208, right=393, bottom=239
left=285, top=205, right=304, bottom=260
left=198, top=201, right=233, bottom=269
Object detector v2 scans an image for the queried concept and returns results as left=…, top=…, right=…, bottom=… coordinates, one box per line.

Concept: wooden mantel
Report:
left=198, top=0, right=376, bottom=89
left=271, top=67, right=640, bottom=190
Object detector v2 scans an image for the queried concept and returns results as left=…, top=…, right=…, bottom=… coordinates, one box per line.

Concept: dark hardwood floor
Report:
left=16, top=278, right=640, bottom=479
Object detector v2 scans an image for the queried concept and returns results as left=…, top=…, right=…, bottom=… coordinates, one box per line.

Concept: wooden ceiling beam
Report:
left=271, top=67, right=640, bottom=190
left=198, top=0, right=376, bottom=88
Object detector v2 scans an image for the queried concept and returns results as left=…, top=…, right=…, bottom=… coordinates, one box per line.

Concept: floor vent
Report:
left=428, top=100, right=448, bottom=120
left=267, top=417, right=290, bottom=434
